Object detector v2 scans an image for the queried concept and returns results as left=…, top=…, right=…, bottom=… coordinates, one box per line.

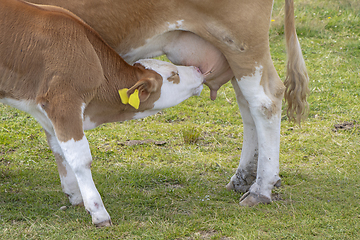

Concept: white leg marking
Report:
left=236, top=66, right=281, bottom=200
left=227, top=79, right=259, bottom=192
left=1, top=99, right=110, bottom=223
left=58, top=136, right=111, bottom=225
left=45, top=132, right=83, bottom=205
left=0, top=99, right=84, bottom=204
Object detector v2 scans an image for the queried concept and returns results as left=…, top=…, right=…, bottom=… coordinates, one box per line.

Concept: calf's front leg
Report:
left=45, top=130, right=83, bottom=205
left=56, top=134, right=111, bottom=226
left=41, top=98, right=111, bottom=227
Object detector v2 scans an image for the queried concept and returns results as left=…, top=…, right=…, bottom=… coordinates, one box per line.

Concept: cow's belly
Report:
left=121, top=31, right=234, bottom=100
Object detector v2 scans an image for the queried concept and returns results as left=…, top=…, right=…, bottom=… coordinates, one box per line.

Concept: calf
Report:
left=0, top=0, right=204, bottom=226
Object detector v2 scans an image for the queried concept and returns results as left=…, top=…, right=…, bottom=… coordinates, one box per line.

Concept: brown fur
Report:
left=0, top=0, right=163, bottom=142
left=3, top=0, right=310, bottom=211
left=0, top=0, right=206, bottom=225
left=28, top=0, right=308, bottom=123
left=167, top=71, right=180, bottom=84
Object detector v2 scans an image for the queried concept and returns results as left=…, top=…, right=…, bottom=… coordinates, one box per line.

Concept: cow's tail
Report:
left=284, top=0, right=309, bottom=124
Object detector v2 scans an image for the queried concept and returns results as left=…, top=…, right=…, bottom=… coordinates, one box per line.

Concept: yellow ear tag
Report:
left=118, top=88, right=129, bottom=104
left=129, top=89, right=140, bottom=109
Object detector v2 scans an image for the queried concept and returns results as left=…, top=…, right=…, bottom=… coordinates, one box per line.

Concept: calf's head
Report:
left=121, top=59, right=204, bottom=111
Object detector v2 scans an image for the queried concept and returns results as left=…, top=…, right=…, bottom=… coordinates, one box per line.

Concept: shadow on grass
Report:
left=2, top=160, right=359, bottom=223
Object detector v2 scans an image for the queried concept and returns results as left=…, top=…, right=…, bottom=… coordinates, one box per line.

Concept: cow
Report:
left=0, top=0, right=205, bottom=227
left=26, top=0, right=309, bottom=208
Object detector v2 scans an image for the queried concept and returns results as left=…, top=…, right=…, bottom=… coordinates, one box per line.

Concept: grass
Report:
left=1, top=0, right=360, bottom=239
left=181, top=126, right=202, bottom=145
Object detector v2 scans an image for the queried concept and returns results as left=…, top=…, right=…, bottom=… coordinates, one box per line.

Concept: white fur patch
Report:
left=46, top=133, right=82, bottom=205
left=135, top=59, right=204, bottom=111
left=47, top=132, right=63, bottom=155
left=234, top=65, right=281, bottom=198
left=57, top=135, right=110, bottom=224
left=83, top=116, right=98, bottom=130
left=58, top=135, right=92, bottom=167
left=237, top=65, right=265, bottom=102
left=237, top=65, right=275, bottom=120
left=167, top=20, right=184, bottom=30
left=80, top=103, right=98, bottom=130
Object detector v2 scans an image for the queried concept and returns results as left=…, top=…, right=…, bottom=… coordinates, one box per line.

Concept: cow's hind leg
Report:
left=226, top=77, right=258, bottom=193
left=232, top=59, right=284, bottom=206
left=45, top=130, right=83, bottom=205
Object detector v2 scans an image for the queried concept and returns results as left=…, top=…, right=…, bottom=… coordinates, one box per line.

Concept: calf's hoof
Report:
left=239, top=192, right=271, bottom=207
left=95, top=219, right=112, bottom=228
left=66, top=193, right=83, bottom=206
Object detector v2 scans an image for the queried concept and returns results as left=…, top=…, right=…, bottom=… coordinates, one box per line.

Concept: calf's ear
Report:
left=127, top=77, right=159, bottom=102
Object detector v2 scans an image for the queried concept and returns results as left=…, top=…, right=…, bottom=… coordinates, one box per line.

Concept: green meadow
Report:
left=1, top=0, right=359, bottom=239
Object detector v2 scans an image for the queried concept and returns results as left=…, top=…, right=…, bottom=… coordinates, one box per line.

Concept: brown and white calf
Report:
left=28, top=0, right=310, bottom=207
left=0, top=0, right=204, bottom=227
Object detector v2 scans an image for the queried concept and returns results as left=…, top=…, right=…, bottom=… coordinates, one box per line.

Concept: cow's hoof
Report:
left=226, top=180, right=252, bottom=193
left=226, top=170, right=256, bottom=193
left=239, top=192, right=271, bottom=207
left=225, top=182, right=234, bottom=191
left=95, top=219, right=112, bottom=227
left=274, top=179, right=281, bottom=188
